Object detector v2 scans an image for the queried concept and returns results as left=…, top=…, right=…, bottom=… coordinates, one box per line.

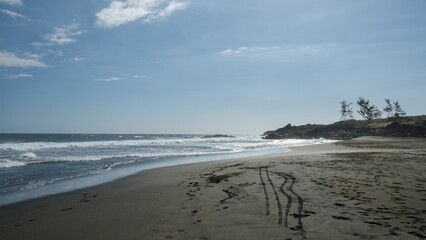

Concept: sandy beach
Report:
left=0, top=136, right=425, bottom=240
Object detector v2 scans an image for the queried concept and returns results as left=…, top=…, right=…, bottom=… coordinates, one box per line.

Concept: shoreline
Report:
left=0, top=136, right=334, bottom=207
left=0, top=147, right=293, bottom=207
left=0, top=137, right=425, bottom=239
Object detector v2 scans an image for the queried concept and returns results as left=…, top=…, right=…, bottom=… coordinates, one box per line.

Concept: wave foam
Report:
left=0, top=138, right=203, bottom=151
left=19, top=152, right=37, bottom=159
left=0, top=159, right=26, bottom=168
left=102, top=160, right=136, bottom=171
left=27, top=150, right=232, bottom=163
left=0, top=136, right=337, bottom=167
left=0, top=136, right=262, bottom=151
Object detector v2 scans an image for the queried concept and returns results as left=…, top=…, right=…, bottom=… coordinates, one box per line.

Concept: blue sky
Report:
left=0, top=0, right=425, bottom=134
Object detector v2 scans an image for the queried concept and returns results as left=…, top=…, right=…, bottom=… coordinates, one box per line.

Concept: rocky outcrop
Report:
left=202, top=134, right=235, bottom=138
left=263, top=116, right=426, bottom=140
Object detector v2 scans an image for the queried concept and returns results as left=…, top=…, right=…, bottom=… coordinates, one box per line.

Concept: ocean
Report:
left=0, top=134, right=334, bottom=206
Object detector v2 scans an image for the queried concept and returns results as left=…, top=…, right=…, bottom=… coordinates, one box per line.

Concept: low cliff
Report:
left=263, top=116, right=426, bottom=140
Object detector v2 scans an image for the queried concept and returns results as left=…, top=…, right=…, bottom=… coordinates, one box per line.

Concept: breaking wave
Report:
left=0, top=159, right=27, bottom=168
left=0, top=134, right=337, bottom=206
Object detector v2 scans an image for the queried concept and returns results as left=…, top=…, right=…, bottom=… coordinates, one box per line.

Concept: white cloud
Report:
left=96, top=0, right=189, bottom=28
left=220, top=49, right=233, bottom=55
left=0, top=0, right=23, bottom=6
left=73, top=57, right=85, bottom=62
left=31, top=42, right=53, bottom=48
left=220, top=45, right=331, bottom=57
left=144, top=0, right=188, bottom=23
left=4, top=73, right=33, bottom=79
left=0, top=9, right=30, bottom=20
left=0, top=51, right=46, bottom=68
left=46, top=49, right=63, bottom=57
left=96, top=76, right=122, bottom=81
left=44, top=23, right=82, bottom=45
left=22, top=52, right=42, bottom=59
left=220, top=46, right=258, bottom=55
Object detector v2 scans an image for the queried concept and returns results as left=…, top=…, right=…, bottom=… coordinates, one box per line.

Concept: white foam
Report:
left=19, top=152, right=37, bottom=159
left=214, top=137, right=336, bottom=152
left=0, top=136, right=337, bottom=166
left=0, top=159, right=26, bottom=168
left=0, top=138, right=201, bottom=151
left=23, top=180, right=49, bottom=190
left=0, top=136, right=250, bottom=151
left=102, top=160, right=136, bottom=171
left=35, top=150, right=233, bottom=163
left=20, top=171, right=92, bottom=191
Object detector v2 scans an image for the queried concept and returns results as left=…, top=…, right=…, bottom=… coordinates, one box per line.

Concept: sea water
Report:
left=0, top=134, right=334, bottom=206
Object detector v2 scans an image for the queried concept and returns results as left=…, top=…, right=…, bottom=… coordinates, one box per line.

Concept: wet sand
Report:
left=0, top=137, right=425, bottom=239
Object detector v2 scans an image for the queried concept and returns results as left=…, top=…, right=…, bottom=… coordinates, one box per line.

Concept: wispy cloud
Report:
left=96, top=0, right=189, bottom=28
left=220, top=44, right=331, bottom=58
left=220, top=46, right=260, bottom=55
left=96, top=74, right=142, bottom=81
left=0, top=50, right=46, bottom=68
left=0, top=0, right=23, bottom=6
left=32, top=23, right=82, bottom=48
left=0, top=9, right=30, bottom=21
left=4, top=73, right=33, bottom=79
left=73, top=57, right=85, bottom=62
left=45, top=49, right=63, bottom=57
left=44, top=23, right=82, bottom=45
left=127, top=74, right=142, bottom=78
left=219, top=49, right=233, bottom=55
left=96, top=76, right=122, bottom=81
left=31, top=41, right=52, bottom=48
left=144, top=1, right=188, bottom=23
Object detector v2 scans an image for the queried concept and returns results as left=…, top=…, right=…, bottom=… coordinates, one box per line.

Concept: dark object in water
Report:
left=202, top=134, right=235, bottom=138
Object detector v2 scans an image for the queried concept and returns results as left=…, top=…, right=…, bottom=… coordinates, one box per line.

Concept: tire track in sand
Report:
left=276, top=173, right=292, bottom=227
left=278, top=172, right=306, bottom=239
left=265, top=168, right=283, bottom=225
left=259, top=167, right=270, bottom=215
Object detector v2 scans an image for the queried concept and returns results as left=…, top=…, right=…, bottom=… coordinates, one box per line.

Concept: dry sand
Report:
left=0, top=136, right=425, bottom=239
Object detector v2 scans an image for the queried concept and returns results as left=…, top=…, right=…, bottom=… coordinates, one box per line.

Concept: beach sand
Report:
left=0, top=137, right=425, bottom=239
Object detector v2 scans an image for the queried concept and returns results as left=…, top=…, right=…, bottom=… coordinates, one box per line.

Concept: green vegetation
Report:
left=342, top=97, right=407, bottom=121
left=383, top=99, right=393, bottom=118
left=356, top=97, right=382, bottom=120
left=393, top=101, right=406, bottom=117
left=339, top=100, right=353, bottom=121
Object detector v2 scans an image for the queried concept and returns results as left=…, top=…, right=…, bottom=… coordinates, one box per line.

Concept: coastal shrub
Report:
left=340, top=100, right=354, bottom=121
left=357, top=97, right=382, bottom=121
left=393, top=101, right=406, bottom=117
left=383, top=99, right=394, bottom=118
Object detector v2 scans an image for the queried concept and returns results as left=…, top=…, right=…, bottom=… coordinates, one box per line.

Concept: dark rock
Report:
left=263, top=115, right=426, bottom=140
left=202, top=134, right=235, bottom=138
